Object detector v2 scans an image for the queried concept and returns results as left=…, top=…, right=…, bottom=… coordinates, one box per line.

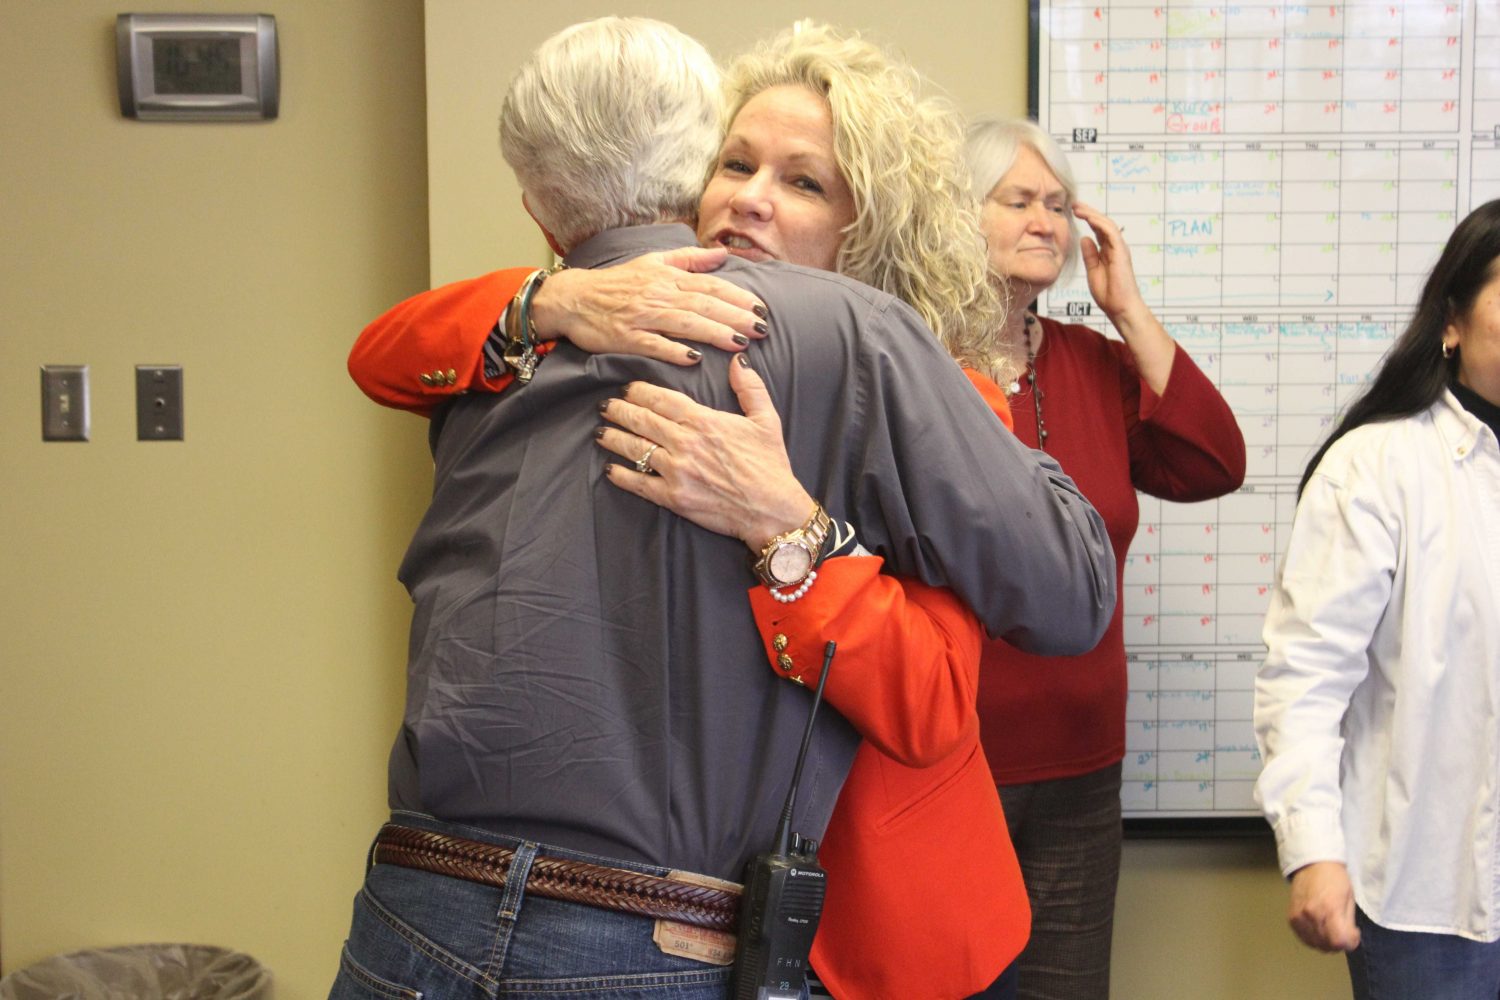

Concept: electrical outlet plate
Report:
left=136, top=365, right=184, bottom=441
left=41, top=365, right=90, bottom=441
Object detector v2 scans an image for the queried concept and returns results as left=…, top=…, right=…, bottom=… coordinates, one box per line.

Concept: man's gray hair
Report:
left=500, top=18, right=723, bottom=252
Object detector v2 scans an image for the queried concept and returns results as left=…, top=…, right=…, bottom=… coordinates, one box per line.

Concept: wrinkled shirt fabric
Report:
left=1256, top=390, right=1500, bottom=940
left=391, top=224, right=1115, bottom=879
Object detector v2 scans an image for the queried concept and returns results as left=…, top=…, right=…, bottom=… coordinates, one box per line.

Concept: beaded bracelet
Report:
left=768, top=569, right=818, bottom=603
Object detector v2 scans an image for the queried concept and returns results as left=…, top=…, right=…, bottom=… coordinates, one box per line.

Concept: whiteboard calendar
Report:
left=1033, top=0, right=1500, bottom=822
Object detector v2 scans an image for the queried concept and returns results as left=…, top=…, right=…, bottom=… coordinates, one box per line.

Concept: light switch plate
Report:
left=136, top=365, right=184, bottom=441
left=41, top=365, right=90, bottom=441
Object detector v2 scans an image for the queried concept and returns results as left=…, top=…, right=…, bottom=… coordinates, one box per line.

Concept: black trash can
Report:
left=0, top=943, right=272, bottom=999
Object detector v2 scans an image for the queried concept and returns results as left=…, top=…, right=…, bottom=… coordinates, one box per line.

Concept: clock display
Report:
left=152, top=37, right=242, bottom=96
left=117, top=14, right=278, bottom=121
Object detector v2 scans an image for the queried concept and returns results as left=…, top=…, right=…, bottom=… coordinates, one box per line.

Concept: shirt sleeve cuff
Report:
left=482, top=313, right=507, bottom=380
left=1272, top=810, right=1347, bottom=877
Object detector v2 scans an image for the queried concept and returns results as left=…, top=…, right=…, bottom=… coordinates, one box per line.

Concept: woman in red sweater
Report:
left=961, top=117, right=1247, bottom=999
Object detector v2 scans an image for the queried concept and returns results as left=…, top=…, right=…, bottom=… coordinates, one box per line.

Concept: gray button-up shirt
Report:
left=390, top=224, right=1113, bottom=879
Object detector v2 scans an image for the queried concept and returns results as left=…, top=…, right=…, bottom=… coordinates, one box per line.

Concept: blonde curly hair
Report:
left=721, top=23, right=1019, bottom=385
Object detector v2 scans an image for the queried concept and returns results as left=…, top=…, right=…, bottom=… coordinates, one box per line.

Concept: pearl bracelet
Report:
left=769, top=569, right=818, bottom=603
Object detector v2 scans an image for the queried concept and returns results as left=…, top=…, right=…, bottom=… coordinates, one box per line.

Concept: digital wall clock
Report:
left=116, top=13, right=278, bottom=121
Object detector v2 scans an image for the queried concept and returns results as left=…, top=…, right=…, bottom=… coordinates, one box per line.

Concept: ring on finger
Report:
left=634, top=442, right=660, bottom=475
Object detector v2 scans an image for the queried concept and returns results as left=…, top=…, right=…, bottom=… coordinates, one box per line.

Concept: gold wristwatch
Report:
left=753, top=503, right=832, bottom=589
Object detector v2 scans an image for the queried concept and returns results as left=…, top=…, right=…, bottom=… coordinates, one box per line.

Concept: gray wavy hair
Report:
left=722, top=23, right=1016, bottom=384
left=500, top=18, right=723, bottom=252
left=966, top=116, right=1082, bottom=287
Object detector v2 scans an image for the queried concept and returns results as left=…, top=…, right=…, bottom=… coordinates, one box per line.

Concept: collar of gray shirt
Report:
left=564, top=223, right=698, bottom=270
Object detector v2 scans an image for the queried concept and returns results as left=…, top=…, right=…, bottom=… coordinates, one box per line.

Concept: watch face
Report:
left=768, top=543, right=813, bottom=587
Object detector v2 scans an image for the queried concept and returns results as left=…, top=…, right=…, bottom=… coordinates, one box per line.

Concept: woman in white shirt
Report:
left=1255, top=198, right=1500, bottom=1000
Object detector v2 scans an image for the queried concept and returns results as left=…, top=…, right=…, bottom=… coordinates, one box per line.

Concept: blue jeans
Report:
left=1347, top=906, right=1500, bottom=1000
left=967, top=960, right=1020, bottom=1000
left=329, top=814, right=733, bottom=999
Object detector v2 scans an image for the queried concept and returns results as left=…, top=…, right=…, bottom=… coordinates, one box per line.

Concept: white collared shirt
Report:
left=1256, top=390, right=1500, bottom=941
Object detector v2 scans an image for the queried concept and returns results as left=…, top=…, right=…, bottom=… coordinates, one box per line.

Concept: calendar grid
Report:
left=1037, top=0, right=1493, bottom=819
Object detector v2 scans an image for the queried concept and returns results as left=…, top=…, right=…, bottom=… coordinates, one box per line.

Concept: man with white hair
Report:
left=330, top=17, right=1110, bottom=998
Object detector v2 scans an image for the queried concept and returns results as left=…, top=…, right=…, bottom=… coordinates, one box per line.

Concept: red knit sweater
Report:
left=979, top=316, right=1246, bottom=784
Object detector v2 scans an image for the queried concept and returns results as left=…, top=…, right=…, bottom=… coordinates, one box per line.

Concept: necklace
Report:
left=1022, top=313, right=1048, bottom=450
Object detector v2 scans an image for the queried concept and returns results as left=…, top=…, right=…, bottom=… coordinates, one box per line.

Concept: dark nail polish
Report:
left=736, top=353, right=751, bottom=368
left=753, top=321, right=768, bottom=336
left=598, top=399, right=610, bottom=413
left=686, top=349, right=703, bottom=361
left=752, top=304, right=768, bottom=319
left=594, top=427, right=606, bottom=439
left=732, top=334, right=749, bottom=346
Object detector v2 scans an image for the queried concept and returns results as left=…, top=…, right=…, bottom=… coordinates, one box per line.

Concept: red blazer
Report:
left=749, top=557, right=1028, bottom=999
left=348, top=269, right=537, bottom=415
left=351, top=279, right=1030, bottom=998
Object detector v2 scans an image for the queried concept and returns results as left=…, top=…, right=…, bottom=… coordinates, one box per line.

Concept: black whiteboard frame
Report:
left=1028, top=0, right=1041, bottom=120
left=1124, top=815, right=1271, bottom=839
left=1026, top=0, right=1272, bottom=840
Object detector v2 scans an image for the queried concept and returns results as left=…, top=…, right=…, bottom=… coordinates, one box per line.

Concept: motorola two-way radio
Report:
left=731, top=641, right=838, bottom=1000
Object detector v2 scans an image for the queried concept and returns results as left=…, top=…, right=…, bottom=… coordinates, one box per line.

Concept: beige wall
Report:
left=0, top=2, right=430, bottom=997
left=422, top=2, right=1352, bottom=998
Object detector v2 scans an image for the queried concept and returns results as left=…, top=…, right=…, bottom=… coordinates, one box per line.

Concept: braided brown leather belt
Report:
left=372, top=824, right=741, bottom=933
